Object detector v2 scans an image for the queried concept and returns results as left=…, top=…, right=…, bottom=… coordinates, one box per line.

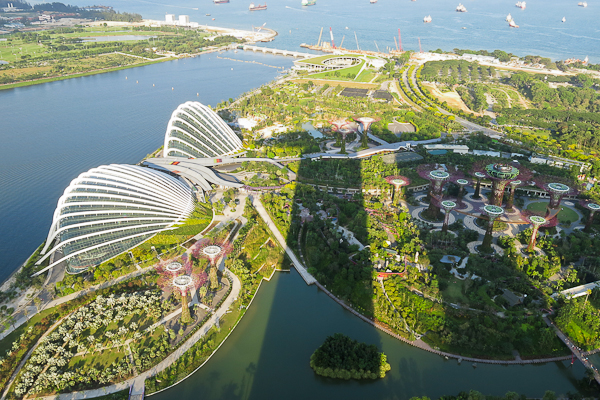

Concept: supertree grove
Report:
left=526, top=215, right=547, bottom=253
left=354, top=116, right=379, bottom=148
left=192, top=239, right=232, bottom=290
left=156, top=256, right=207, bottom=324
left=456, top=179, right=469, bottom=206
left=385, top=175, right=410, bottom=205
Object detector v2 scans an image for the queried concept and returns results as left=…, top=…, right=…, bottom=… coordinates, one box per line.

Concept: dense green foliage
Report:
left=309, top=333, right=391, bottom=379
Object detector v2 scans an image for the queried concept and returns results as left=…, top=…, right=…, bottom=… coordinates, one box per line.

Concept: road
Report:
left=251, top=196, right=316, bottom=285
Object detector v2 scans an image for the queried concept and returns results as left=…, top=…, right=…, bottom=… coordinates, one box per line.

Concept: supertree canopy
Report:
left=505, top=180, right=522, bottom=212
left=473, top=172, right=486, bottom=200
left=472, top=160, right=532, bottom=207
left=385, top=175, right=410, bottom=205
left=526, top=215, right=547, bottom=252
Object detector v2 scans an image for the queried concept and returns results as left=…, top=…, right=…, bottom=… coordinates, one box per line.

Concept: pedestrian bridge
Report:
left=242, top=45, right=312, bottom=58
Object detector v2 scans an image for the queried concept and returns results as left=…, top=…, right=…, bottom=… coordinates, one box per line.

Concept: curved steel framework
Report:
left=35, top=164, right=195, bottom=275
left=164, top=101, right=243, bottom=159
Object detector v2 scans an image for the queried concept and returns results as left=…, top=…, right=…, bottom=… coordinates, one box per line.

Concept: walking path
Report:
left=544, top=316, right=600, bottom=385
left=252, top=196, right=316, bottom=285
left=32, top=269, right=241, bottom=400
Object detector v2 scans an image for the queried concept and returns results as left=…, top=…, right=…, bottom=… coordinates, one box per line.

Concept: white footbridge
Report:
left=242, top=45, right=312, bottom=58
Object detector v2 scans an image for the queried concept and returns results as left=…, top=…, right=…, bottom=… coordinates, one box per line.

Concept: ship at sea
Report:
left=562, top=16, right=566, bottom=22
left=213, top=0, right=229, bottom=3
left=515, top=1, right=526, bottom=9
left=301, top=0, right=316, bottom=5
left=370, top=0, right=378, bottom=3
left=506, top=13, right=513, bottom=21
left=456, top=3, right=467, bottom=12
left=423, top=15, right=432, bottom=23
left=578, top=1, right=587, bottom=6
left=509, top=19, right=519, bottom=27
left=249, top=2, right=267, bottom=10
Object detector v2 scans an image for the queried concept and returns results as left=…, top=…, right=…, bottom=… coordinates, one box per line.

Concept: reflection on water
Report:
left=153, top=270, right=584, bottom=400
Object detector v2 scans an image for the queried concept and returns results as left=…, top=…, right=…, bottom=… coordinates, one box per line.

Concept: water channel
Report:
left=153, top=270, right=585, bottom=399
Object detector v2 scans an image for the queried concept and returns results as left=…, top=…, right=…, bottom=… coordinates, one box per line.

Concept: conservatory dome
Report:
left=35, top=164, right=195, bottom=275
left=163, top=101, right=243, bottom=158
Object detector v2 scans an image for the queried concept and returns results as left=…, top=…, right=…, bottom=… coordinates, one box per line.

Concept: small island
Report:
left=309, top=333, right=391, bottom=380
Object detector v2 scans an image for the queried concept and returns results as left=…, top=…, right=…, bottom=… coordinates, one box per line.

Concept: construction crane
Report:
left=393, top=36, right=398, bottom=51
left=329, top=27, right=335, bottom=48
left=374, top=41, right=380, bottom=53
left=317, top=27, right=323, bottom=47
left=418, top=37, right=422, bottom=53
left=354, top=31, right=359, bottom=50
left=339, top=35, right=345, bottom=48
left=398, top=28, right=403, bottom=52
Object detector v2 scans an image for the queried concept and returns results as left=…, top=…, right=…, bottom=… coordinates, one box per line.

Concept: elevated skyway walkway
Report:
left=241, top=45, right=312, bottom=58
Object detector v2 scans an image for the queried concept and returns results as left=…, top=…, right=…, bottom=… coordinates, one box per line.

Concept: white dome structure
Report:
left=35, top=164, right=195, bottom=275
left=164, top=101, right=243, bottom=158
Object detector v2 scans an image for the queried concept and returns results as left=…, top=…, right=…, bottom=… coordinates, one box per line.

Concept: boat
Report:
left=578, top=1, right=588, bottom=6
left=423, top=15, right=432, bottom=22
left=456, top=3, right=467, bottom=12
left=249, top=2, right=267, bottom=10
left=584, top=56, right=589, bottom=63
left=515, top=1, right=526, bottom=9
left=509, top=19, right=519, bottom=27
left=206, top=13, right=211, bottom=16
left=301, top=0, right=316, bottom=5
left=212, top=18, right=215, bottom=20
left=213, top=0, right=229, bottom=3
left=562, top=16, right=566, bottom=22
left=370, top=0, right=377, bottom=3
left=506, top=13, right=513, bottom=21
left=462, top=26, right=467, bottom=29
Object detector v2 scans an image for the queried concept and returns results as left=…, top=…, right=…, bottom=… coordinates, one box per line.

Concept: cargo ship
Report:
left=370, top=0, right=377, bottom=3
left=562, top=16, right=566, bottom=22
left=515, top=1, right=526, bottom=9
left=301, top=0, right=316, bottom=5
left=578, top=1, right=587, bottom=6
left=249, top=2, right=267, bottom=10
left=509, top=19, right=519, bottom=27
left=456, top=3, right=467, bottom=12
left=213, top=0, right=229, bottom=3
left=506, top=13, right=513, bottom=21
left=423, top=15, right=432, bottom=23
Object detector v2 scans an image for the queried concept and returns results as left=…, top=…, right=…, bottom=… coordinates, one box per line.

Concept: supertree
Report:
left=385, top=175, right=410, bottom=205
left=481, top=205, right=504, bottom=253
left=526, top=215, right=547, bottom=252
left=456, top=179, right=469, bottom=206
left=440, top=200, right=457, bottom=233
left=156, top=257, right=207, bottom=323
left=354, top=116, right=379, bottom=148
left=472, top=160, right=532, bottom=207
left=473, top=172, right=486, bottom=200
left=580, top=201, right=600, bottom=232
left=192, top=239, right=233, bottom=290
left=535, top=177, right=579, bottom=218
left=505, top=180, right=522, bottom=212
left=330, top=119, right=351, bottom=153
left=417, top=165, right=465, bottom=219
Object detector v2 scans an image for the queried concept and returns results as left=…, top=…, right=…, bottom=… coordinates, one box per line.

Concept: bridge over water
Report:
left=241, top=45, right=312, bottom=58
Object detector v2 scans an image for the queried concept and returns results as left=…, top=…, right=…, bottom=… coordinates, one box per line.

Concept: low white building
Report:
left=423, top=144, right=469, bottom=154
left=529, top=154, right=591, bottom=172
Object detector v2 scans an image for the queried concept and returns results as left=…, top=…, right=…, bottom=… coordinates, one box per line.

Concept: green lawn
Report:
left=308, top=60, right=365, bottom=81
left=440, top=279, right=470, bottom=304
left=356, top=69, right=376, bottom=83
left=526, top=202, right=579, bottom=224
left=68, top=350, right=127, bottom=370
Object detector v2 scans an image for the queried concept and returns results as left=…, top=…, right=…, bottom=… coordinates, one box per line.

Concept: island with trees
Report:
left=309, top=333, right=391, bottom=380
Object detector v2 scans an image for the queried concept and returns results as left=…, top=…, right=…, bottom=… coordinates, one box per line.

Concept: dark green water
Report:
left=152, top=270, right=584, bottom=400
